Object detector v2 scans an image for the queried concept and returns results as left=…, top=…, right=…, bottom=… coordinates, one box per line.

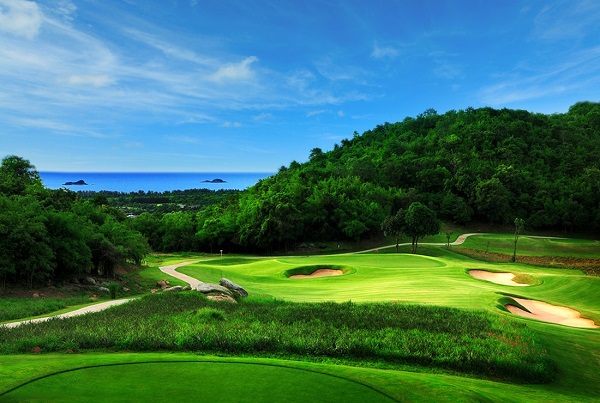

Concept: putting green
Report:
left=2, top=361, right=394, bottom=402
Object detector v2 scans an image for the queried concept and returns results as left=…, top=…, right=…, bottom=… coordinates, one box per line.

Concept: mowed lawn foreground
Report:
left=1, top=235, right=599, bottom=402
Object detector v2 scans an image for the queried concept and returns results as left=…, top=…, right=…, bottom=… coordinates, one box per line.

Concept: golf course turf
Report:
left=1, top=234, right=598, bottom=402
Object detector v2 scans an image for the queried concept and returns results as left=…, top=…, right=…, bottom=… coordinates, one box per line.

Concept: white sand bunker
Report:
left=507, top=297, right=599, bottom=328
left=290, top=269, right=344, bottom=279
left=469, top=270, right=529, bottom=287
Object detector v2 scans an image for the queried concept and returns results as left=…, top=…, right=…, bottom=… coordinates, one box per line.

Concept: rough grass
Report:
left=0, top=296, right=93, bottom=322
left=0, top=292, right=554, bottom=383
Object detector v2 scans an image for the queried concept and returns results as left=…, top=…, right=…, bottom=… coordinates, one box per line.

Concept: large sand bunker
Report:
left=290, top=269, right=344, bottom=279
left=469, top=270, right=529, bottom=287
left=506, top=297, right=599, bottom=328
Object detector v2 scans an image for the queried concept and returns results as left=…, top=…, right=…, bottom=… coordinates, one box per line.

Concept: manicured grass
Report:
left=1, top=360, right=395, bottom=403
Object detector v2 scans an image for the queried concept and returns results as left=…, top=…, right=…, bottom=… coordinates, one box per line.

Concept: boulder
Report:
left=196, top=283, right=233, bottom=296
left=156, top=279, right=170, bottom=289
left=182, top=286, right=192, bottom=291
left=97, top=287, right=109, bottom=293
left=163, top=286, right=183, bottom=293
left=219, top=278, right=248, bottom=298
left=207, top=294, right=237, bottom=303
left=81, top=277, right=97, bottom=286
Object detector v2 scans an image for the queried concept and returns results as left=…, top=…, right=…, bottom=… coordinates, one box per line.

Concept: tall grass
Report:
left=0, top=293, right=555, bottom=383
left=0, top=296, right=93, bottom=322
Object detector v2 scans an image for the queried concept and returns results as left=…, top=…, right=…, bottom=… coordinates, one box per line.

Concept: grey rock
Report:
left=219, top=278, right=248, bottom=298
left=196, top=283, right=233, bottom=296
left=182, top=286, right=192, bottom=291
left=98, top=287, right=109, bottom=293
left=81, top=277, right=97, bottom=285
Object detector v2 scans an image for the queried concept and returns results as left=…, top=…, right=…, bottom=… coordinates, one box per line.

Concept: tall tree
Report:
left=404, top=202, right=440, bottom=254
left=512, top=217, right=525, bottom=263
left=381, top=209, right=406, bottom=253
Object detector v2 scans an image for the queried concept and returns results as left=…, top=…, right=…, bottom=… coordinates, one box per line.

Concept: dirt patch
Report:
left=506, top=297, right=599, bottom=328
left=290, top=269, right=344, bottom=279
left=469, top=270, right=530, bottom=286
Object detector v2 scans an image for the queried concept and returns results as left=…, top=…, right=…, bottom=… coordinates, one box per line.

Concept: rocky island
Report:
left=202, top=178, right=227, bottom=183
left=63, top=180, right=88, bottom=186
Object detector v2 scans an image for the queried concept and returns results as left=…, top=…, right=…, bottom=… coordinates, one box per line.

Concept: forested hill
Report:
left=193, top=102, right=600, bottom=252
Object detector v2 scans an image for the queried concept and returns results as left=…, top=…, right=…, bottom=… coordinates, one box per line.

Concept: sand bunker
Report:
left=290, top=269, right=344, bottom=279
left=506, top=297, right=599, bottom=328
left=469, top=270, right=529, bottom=287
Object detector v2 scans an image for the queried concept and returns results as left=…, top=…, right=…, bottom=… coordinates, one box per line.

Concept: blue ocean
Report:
left=39, top=172, right=274, bottom=193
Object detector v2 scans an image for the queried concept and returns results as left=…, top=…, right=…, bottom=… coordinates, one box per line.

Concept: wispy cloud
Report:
left=533, top=0, right=600, bottom=41
left=307, top=109, right=330, bottom=117
left=371, top=43, right=398, bottom=59
left=208, top=56, right=259, bottom=83
left=62, top=74, right=115, bottom=87
left=221, top=121, right=242, bottom=128
left=479, top=46, right=600, bottom=105
left=252, top=113, right=273, bottom=121
left=0, top=0, right=42, bottom=39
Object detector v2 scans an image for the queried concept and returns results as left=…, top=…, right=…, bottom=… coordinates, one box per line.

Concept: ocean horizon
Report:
left=39, top=172, right=275, bottom=193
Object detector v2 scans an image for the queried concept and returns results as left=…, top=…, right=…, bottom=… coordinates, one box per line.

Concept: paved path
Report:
left=158, top=260, right=203, bottom=288
left=1, top=298, right=135, bottom=329
left=353, top=232, right=490, bottom=254
left=2, top=261, right=203, bottom=329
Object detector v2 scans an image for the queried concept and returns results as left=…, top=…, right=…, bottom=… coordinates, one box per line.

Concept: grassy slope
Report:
left=1, top=234, right=599, bottom=401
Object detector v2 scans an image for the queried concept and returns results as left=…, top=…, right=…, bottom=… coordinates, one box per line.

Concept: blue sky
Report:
left=1, top=0, right=599, bottom=172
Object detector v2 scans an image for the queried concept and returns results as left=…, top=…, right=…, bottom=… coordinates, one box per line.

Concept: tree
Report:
left=381, top=209, right=406, bottom=253
left=0, top=155, right=42, bottom=196
left=512, top=217, right=525, bottom=262
left=404, top=202, right=440, bottom=254
left=445, top=230, right=453, bottom=249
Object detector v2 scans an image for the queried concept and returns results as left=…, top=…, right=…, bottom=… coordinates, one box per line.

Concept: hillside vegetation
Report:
left=188, top=102, right=600, bottom=252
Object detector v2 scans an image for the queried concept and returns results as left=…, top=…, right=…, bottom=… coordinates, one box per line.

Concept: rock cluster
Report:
left=195, top=278, right=248, bottom=302
left=155, top=277, right=247, bottom=302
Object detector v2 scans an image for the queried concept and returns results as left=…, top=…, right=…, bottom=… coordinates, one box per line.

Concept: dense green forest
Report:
left=0, top=156, right=150, bottom=287
left=186, top=101, right=600, bottom=252
left=1, top=102, right=599, bottom=284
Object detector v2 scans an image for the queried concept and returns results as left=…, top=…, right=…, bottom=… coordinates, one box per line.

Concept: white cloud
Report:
left=307, top=109, right=330, bottom=117
left=166, top=135, right=200, bottom=144
left=63, top=74, right=115, bottom=87
left=0, top=0, right=42, bottom=39
left=337, top=110, right=345, bottom=117
left=221, top=121, right=241, bottom=128
left=371, top=43, right=398, bottom=59
left=208, top=56, right=258, bottom=83
left=253, top=113, right=273, bottom=121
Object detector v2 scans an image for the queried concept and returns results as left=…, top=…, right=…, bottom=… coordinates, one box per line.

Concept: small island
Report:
left=63, top=180, right=88, bottom=186
left=202, top=178, right=227, bottom=183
